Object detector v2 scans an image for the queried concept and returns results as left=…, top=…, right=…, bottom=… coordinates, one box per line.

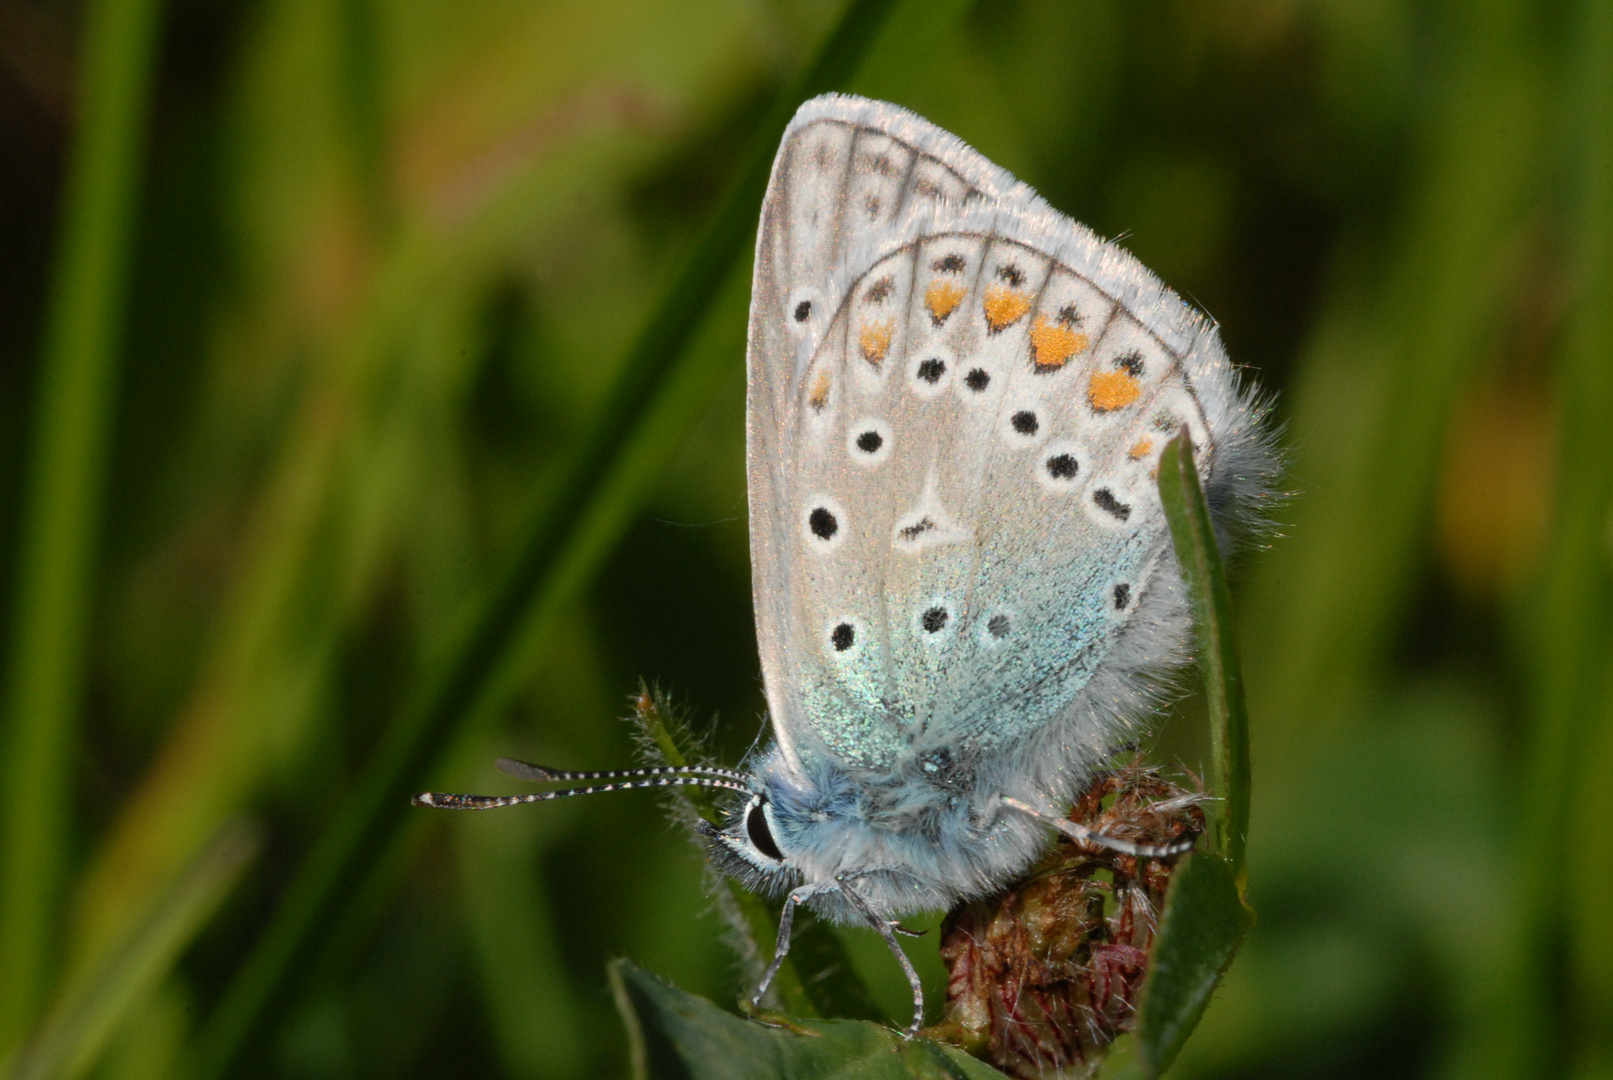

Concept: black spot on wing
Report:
left=1046, top=453, right=1078, bottom=480
left=1093, top=488, right=1131, bottom=521
left=899, top=517, right=935, bottom=542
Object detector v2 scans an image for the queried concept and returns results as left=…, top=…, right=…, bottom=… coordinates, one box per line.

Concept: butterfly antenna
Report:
left=494, top=756, right=749, bottom=784
left=413, top=774, right=752, bottom=810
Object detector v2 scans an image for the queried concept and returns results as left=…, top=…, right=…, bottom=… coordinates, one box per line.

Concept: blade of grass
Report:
left=0, top=0, right=166, bottom=1052
left=1158, top=431, right=1251, bottom=882
left=1240, top=0, right=1543, bottom=746
left=1516, top=0, right=1613, bottom=1071
left=183, top=3, right=903, bottom=1075
left=1, top=823, right=258, bottom=1080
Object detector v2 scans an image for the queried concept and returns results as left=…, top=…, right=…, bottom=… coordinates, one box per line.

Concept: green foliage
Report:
left=1133, top=853, right=1252, bottom=1078
left=611, top=961, right=1002, bottom=1080
left=1158, top=433, right=1251, bottom=883
left=1, top=1, right=1611, bottom=1078
left=0, top=0, right=167, bottom=1049
left=1107, top=430, right=1258, bottom=1078
left=3, top=825, right=257, bottom=1080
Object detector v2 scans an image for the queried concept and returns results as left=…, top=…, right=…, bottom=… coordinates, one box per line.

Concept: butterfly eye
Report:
left=746, top=799, right=784, bottom=861
left=794, top=300, right=812, bottom=322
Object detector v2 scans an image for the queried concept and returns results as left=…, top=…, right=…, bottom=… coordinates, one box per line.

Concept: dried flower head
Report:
left=927, top=763, right=1205, bottom=1078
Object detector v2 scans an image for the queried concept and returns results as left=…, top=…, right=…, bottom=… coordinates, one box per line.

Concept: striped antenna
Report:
left=413, top=773, right=753, bottom=810
left=494, top=756, right=749, bottom=784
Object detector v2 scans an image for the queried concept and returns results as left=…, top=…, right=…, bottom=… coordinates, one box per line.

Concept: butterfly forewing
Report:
left=749, top=99, right=1219, bottom=775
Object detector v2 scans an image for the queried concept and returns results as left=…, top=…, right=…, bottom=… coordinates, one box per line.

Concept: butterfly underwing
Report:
left=416, top=94, right=1277, bottom=1036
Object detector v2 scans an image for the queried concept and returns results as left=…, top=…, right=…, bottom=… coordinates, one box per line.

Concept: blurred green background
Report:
left=2, top=0, right=1611, bottom=1077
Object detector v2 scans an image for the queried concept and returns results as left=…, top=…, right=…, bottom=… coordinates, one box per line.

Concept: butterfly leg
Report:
left=836, top=876, right=924, bottom=1039
left=1001, top=796, right=1198, bottom=858
left=751, top=882, right=824, bottom=1009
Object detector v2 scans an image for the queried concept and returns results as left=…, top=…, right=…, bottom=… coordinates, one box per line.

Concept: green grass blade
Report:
left=1239, top=0, right=1542, bottom=745
left=0, top=0, right=166, bottom=1052
left=183, top=3, right=902, bottom=1075
left=1514, top=0, right=1613, bottom=1070
left=2, top=823, right=258, bottom=1080
left=1157, top=431, right=1251, bottom=881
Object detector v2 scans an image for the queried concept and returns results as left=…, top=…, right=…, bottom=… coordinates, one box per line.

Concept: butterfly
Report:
left=416, top=94, right=1276, bottom=1036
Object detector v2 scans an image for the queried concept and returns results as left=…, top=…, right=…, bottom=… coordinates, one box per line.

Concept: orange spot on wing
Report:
left=1029, top=316, right=1089, bottom=371
left=983, top=285, right=1031, bottom=332
left=925, top=280, right=965, bottom=324
left=1128, top=438, right=1154, bottom=460
left=1089, top=369, right=1142, bottom=412
left=859, top=319, right=894, bottom=365
left=809, top=370, right=830, bottom=410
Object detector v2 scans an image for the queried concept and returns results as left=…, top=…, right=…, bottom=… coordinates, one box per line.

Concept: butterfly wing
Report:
left=747, top=96, right=1271, bottom=779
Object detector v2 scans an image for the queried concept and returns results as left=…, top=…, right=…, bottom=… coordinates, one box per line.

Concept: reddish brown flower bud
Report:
left=928, top=764, right=1204, bottom=1078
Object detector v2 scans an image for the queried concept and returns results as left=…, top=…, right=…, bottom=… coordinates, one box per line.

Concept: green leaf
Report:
left=1134, top=853, right=1253, bottom=1078
left=787, top=911, right=887, bottom=1024
left=1157, top=431, right=1252, bottom=884
left=610, top=960, right=1005, bottom=1080
left=1122, top=430, right=1256, bottom=1076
